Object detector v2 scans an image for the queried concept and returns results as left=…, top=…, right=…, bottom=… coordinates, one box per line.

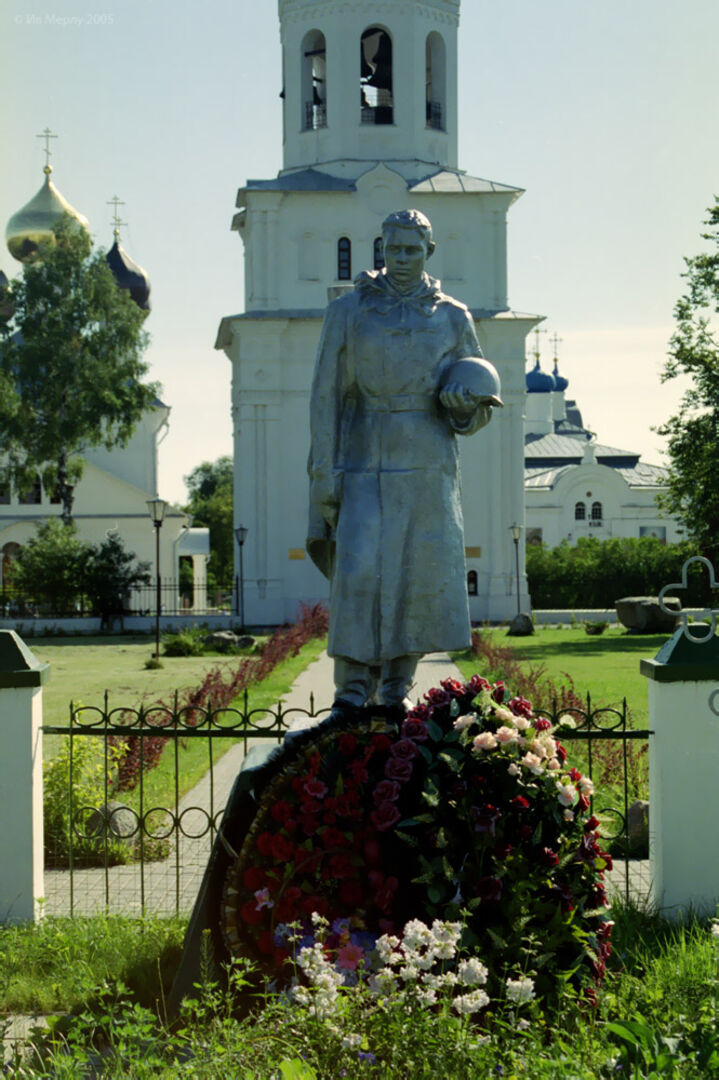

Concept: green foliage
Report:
left=183, top=456, right=233, bottom=584
left=161, top=623, right=208, bottom=657
left=85, top=532, right=151, bottom=620
left=43, top=735, right=125, bottom=866
left=657, top=197, right=719, bottom=566
left=526, top=535, right=702, bottom=608
left=0, top=213, right=157, bottom=522
left=9, top=519, right=91, bottom=613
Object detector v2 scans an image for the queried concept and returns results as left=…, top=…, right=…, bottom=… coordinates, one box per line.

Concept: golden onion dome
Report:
left=6, top=165, right=90, bottom=262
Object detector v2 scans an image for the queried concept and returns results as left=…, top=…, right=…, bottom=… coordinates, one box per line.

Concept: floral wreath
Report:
left=221, top=675, right=613, bottom=1006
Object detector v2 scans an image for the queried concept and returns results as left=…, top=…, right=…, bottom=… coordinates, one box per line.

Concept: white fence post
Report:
left=0, top=630, right=49, bottom=923
left=642, top=624, right=719, bottom=917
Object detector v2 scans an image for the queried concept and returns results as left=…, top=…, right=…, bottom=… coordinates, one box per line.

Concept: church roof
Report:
left=244, top=169, right=356, bottom=193
left=408, top=170, right=523, bottom=196
left=525, top=432, right=640, bottom=468
left=525, top=460, right=668, bottom=490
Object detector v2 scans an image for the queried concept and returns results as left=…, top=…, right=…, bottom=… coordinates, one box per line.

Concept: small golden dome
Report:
left=6, top=165, right=90, bottom=262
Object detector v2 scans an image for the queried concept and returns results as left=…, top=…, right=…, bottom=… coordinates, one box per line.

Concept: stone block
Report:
left=615, top=596, right=680, bottom=633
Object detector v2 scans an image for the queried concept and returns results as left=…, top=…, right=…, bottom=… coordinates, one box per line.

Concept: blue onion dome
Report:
left=106, top=234, right=151, bottom=312
left=6, top=165, right=90, bottom=263
left=525, top=358, right=556, bottom=393
left=552, top=359, right=569, bottom=392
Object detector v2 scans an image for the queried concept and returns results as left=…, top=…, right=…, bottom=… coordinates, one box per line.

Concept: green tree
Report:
left=0, top=214, right=157, bottom=524
left=657, top=197, right=719, bottom=567
left=183, top=455, right=233, bottom=584
left=85, top=532, right=151, bottom=626
left=9, top=519, right=91, bottom=613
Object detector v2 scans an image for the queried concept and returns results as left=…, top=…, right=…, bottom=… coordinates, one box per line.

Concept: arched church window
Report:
left=591, top=501, right=603, bottom=521
left=574, top=502, right=586, bottom=521
left=360, top=27, right=393, bottom=125
left=425, top=32, right=446, bottom=130
left=373, top=236, right=385, bottom=270
left=18, top=476, right=42, bottom=505
left=467, top=569, right=478, bottom=596
left=337, top=237, right=352, bottom=280
left=301, top=30, right=327, bottom=131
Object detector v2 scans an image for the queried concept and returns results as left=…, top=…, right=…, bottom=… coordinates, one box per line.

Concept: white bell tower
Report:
left=216, top=0, right=538, bottom=628
left=279, top=0, right=459, bottom=174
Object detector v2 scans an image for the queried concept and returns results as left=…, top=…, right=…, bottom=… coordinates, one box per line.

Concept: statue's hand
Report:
left=440, top=382, right=482, bottom=417
left=311, top=472, right=343, bottom=529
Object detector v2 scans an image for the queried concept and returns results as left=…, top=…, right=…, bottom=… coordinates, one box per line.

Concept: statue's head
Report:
left=381, top=209, right=435, bottom=257
left=381, top=209, right=435, bottom=290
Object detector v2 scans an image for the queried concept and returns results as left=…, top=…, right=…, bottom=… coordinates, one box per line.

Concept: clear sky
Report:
left=1, top=0, right=717, bottom=506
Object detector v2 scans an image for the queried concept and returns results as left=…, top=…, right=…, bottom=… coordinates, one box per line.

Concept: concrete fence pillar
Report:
left=0, top=631, right=49, bottom=923
left=641, top=625, right=719, bottom=917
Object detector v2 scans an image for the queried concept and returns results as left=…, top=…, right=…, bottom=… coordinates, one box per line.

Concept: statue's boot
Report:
left=377, top=655, right=419, bottom=711
left=332, top=656, right=380, bottom=714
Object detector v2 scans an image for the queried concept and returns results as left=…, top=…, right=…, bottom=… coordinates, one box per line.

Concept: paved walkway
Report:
left=43, top=651, right=467, bottom=916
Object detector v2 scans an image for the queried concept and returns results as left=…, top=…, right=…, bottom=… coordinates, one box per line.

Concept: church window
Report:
left=574, top=502, right=586, bottom=521
left=0, top=483, right=9, bottom=505
left=301, top=30, right=327, bottom=131
left=18, top=476, right=42, bottom=505
left=373, top=236, right=385, bottom=270
left=360, top=27, right=393, bottom=125
left=337, top=237, right=352, bottom=280
left=467, top=569, right=478, bottom=596
left=591, top=501, right=603, bottom=521
left=425, top=32, right=446, bottom=130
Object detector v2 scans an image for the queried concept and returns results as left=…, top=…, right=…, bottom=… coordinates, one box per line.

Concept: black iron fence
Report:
left=41, top=695, right=650, bottom=917
left=1, top=578, right=235, bottom=620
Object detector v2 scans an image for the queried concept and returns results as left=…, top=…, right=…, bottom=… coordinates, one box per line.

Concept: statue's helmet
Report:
left=441, top=356, right=503, bottom=407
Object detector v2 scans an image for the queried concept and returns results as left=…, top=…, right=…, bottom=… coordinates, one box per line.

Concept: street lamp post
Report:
left=146, top=497, right=168, bottom=658
left=509, top=523, right=522, bottom=617
left=234, top=525, right=248, bottom=631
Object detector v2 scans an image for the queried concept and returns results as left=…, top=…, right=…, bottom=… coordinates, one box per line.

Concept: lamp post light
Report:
left=509, top=523, right=522, bottom=617
left=146, top=497, right=168, bottom=658
left=234, top=525, right=248, bottom=631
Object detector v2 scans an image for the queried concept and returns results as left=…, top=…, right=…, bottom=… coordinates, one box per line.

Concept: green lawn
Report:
left=456, top=624, right=671, bottom=727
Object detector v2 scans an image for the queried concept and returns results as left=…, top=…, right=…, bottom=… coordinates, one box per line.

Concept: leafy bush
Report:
left=162, top=624, right=208, bottom=657
left=526, top=536, right=705, bottom=609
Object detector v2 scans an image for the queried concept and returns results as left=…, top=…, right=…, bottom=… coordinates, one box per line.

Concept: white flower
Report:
left=453, top=989, right=490, bottom=1014
left=512, top=715, right=531, bottom=731
left=493, top=706, right=516, bottom=725
left=368, top=968, right=397, bottom=997
left=376, top=934, right=401, bottom=963
left=505, top=976, right=535, bottom=1004
left=563, top=809, right=575, bottom=822
left=521, top=751, right=544, bottom=775
left=711, top=921, right=719, bottom=938
left=453, top=713, right=476, bottom=732
left=403, top=919, right=434, bottom=950
left=528, top=739, right=548, bottom=760
left=507, top=762, right=521, bottom=777
left=431, top=920, right=462, bottom=945
left=496, top=725, right=519, bottom=745
left=341, top=1033, right=362, bottom=1049
left=547, top=757, right=561, bottom=771
left=415, top=987, right=438, bottom=1006
left=430, top=940, right=455, bottom=960
left=457, top=957, right=488, bottom=987
left=556, top=782, right=577, bottom=808
left=473, top=731, right=498, bottom=751
left=558, top=714, right=576, bottom=729
left=578, top=776, right=594, bottom=795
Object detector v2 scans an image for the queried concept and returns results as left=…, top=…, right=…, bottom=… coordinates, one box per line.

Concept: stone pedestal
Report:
left=0, top=631, right=49, bottom=923
left=641, top=626, right=719, bottom=917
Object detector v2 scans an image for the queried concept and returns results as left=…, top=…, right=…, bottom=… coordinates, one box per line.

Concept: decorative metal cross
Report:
left=550, top=331, right=563, bottom=359
left=36, top=127, right=58, bottom=169
left=658, top=555, right=719, bottom=642
left=106, top=195, right=127, bottom=239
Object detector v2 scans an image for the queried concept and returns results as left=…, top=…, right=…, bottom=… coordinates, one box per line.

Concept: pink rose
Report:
left=390, top=738, right=419, bottom=760
left=373, top=780, right=401, bottom=803
left=385, top=757, right=413, bottom=782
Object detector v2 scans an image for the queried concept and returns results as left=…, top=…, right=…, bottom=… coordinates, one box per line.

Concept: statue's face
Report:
left=382, top=226, right=427, bottom=290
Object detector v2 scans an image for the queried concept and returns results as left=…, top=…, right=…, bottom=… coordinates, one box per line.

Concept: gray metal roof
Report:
left=524, top=461, right=668, bottom=490
left=409, top=170, right=523, bottom=195
left=525, top=432, right=639, bottom=466
left=245, top=169, right=356, bottom=192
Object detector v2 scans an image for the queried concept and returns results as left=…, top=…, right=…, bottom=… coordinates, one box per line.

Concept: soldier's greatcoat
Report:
left=307, top=269, right=487, bottom=664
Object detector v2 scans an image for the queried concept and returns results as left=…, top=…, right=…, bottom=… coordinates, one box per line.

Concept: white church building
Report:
left=217, top=0, right=539, bottom=625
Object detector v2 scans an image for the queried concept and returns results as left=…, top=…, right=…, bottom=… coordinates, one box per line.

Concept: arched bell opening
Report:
left=337, top=237, right=352, bottom=281
left=360, top=27, right=393, bottom=126
left=425, top=32, right=446, bottom=130
left=301, top=29, right=327, bottom=131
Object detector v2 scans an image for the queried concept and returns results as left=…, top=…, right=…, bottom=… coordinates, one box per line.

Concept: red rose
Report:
left=466, top=674, right=490, bottom=695
left=256, top=831, right=274, bottom=857
left=350, top=763, right=369, bottom=783
left=373, top=780, right=401, bottom=803
left=371, top=734, right=392, bottom=752
left=240, top=899, right=264, bottom=926
left=338, top=733, right=358, bottom=755
left=491, top=681, right=506, bottom=704
left=578, top=794, right=590, bottom=812
left=509, top=695, right=532, bottom=718
left=243, top=866, right=267, bottom=891
left=390, top=738, right=419, bottom=761
left=299, top=814, right=320, bottom=835
left=331, top=793, right=357, bottom=817
left=584, top=816, right=600, bottom=832
left=303, top=778, right=328, bottom=799
left=570, top=768, right=582, bottom=782
left=293, top=848, right=320, bottom=873
left=369, top=870, right=398, bottom=911
left=556, top=743, right=567, bottom=764
left=328, top=852, right=354, bottom=879
left=301, top=894, right=329, bottom=917
left=401, top=718, right=429, bottom=742
left=474, top=875, right=503, bottom=902
left=425, top=687, right=451, bottom=706
left=320, top=826, right=347, bottom=849
left=406, top=703, right=434, bottom=722
left=340, top=879, right=364, bottom=905
left=385, top=758, right=412, bottom=782
left=270, top=834, right=294, bottom=861
left=440, top=678, right=465, bottom=698
left=370, top=801, right=401, bottom=832
left=539, top=846, right=559, bottom=867
left=270, top=800, right=293, bottom=825
left=533, top=717, right=552, bottom=732
left=510, top=796, right=530, bottom=810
